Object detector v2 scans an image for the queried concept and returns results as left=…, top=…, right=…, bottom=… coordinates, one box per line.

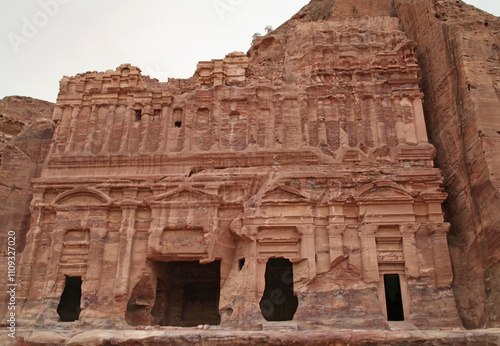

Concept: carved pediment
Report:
left=355, top=182, right=413, bottom=202
left=262, top=185, right=309, bottom=202
left=145, top=187, right=222, bottom=205
left=362, top=188, right=412, bottom=199
left=53, top=188, right=112, bottom=207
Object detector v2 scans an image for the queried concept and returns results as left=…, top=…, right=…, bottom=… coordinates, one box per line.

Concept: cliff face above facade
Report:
left=272, top=0, right=395, bottom=35
left=0, top=96, right=54, bottom=137
left=395, top=0, right=500, bottom=329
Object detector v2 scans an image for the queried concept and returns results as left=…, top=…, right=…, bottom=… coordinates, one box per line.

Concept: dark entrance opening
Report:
left=259, top=258, right=298, bottom=321
left=152, top=261, right=221, bottom=327
left=57, top=276, right=82, bottom=322
left=384, top=274, right=404, bottom=321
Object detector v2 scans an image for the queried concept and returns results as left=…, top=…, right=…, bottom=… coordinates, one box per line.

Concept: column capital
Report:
left=400, top=223, right=420, bottom=235
left=329, top=224, right=347, bottom=236
left=427, top=222, right=451, bottom=235
left=93, top=227, right=107, bottom=240
left=297, top=225, right=315, bottom=236
left=358, top=223, right=378, bottom=236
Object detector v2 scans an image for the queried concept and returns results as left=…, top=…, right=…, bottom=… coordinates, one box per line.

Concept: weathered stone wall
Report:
left=395, top=0, right=500, bottom=329
left=0, top=96, right=55, bottom=324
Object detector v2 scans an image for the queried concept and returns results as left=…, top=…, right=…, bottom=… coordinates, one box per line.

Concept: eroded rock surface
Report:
left=3, top=0, right=499, bottom=340
left=0, top=96, right=55, bottom=323
left=396, top=0, right=500, bottom=329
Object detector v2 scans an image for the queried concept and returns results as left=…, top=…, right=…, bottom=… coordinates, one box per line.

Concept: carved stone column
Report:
left=52, top=106, right=67, bottom=154
left=138, top=111, right=152, bottom=154
left=80, top=226, right=107, bottom=319
left=113, top=191, right=139, bottom=309
left=119, top=106, right=134, bottom=154
left=358, top=224, right=379, bottom=283
left=64, top=106, right=81, bottom=154
left=147, top=206, right=165, bottom=258
left=412, top=96, right=429, bottom=143
left=100, top=105, right=116, bottom=154
left=83, top=105, right=99, bottom=154
left=36, top=227, right=66, bottom=322
left=400, top=223, right=420, bottom=278
left=329, top=224, right=347, bottom=262
left=428, top=222, right=453, bottom=287
left=314, top=204, right=330, bottom=274
left=17, top=207, right=43, bottom=303
left=256, top=256, right=267, bottom=302
left=17, top=185, right=44, bottom=302
left=299, top=226, right=316, bottom=279
left=156, top=105, right=171, bottom=153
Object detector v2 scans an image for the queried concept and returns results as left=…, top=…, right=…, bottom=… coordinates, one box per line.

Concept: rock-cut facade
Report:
left=16, top=8, right=463, bottom=330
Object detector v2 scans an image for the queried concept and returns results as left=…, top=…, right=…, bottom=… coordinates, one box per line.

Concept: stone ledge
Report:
left=5, top=328, right=500, bottom=345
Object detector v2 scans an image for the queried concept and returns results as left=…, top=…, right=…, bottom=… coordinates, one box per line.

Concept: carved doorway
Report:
left=151, top=261, right=221, bottom=327
left=384, top=274, right=405, bottom=321
left=57, top=276, right=82, bottom=322
left=259, top=258, right=298, bottom=321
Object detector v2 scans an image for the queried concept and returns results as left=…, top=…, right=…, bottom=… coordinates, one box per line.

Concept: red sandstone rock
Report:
left=0, top=96, right=54, bottom=137
left=4, top=0, right=500, bottom=341
left=395, top=0, right=500, bottom=329
left=6, top=328, right=500, bottom=345
left=0, top=96, right=55, bottom=322
left=13, top=6, right=462, bottom=331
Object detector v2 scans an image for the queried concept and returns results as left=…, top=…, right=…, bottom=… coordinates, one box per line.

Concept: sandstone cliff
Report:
left=0, top=96, right=55, bottom=322
left=395, top=0, right=500, bottom=329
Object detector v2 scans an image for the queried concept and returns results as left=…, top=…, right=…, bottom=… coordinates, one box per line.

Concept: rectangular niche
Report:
left=151, top=261, right=221, bottom=327
left=221, top=100, right=248, bottom=151
left=193, top=107, right=214, bottom=151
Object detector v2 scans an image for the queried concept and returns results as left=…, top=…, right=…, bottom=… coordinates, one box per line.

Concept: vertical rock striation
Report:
left=396, top=0, right=500, bottom=328
left=0, top=96, right=55, bottom=322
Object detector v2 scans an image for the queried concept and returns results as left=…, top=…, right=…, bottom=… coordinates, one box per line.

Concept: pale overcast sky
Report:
left=0, top=0, right=498, bottom=103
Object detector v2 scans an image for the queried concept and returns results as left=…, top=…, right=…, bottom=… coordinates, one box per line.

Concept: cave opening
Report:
left=57, top=276, right=82, bottom=322
left=259, top=258, right=298, bottom=321
left=384, top=274, right=405, bottom=321
left=238, top=258, right=245, bottom=271
left=151, top=261, right=221, bottom=327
